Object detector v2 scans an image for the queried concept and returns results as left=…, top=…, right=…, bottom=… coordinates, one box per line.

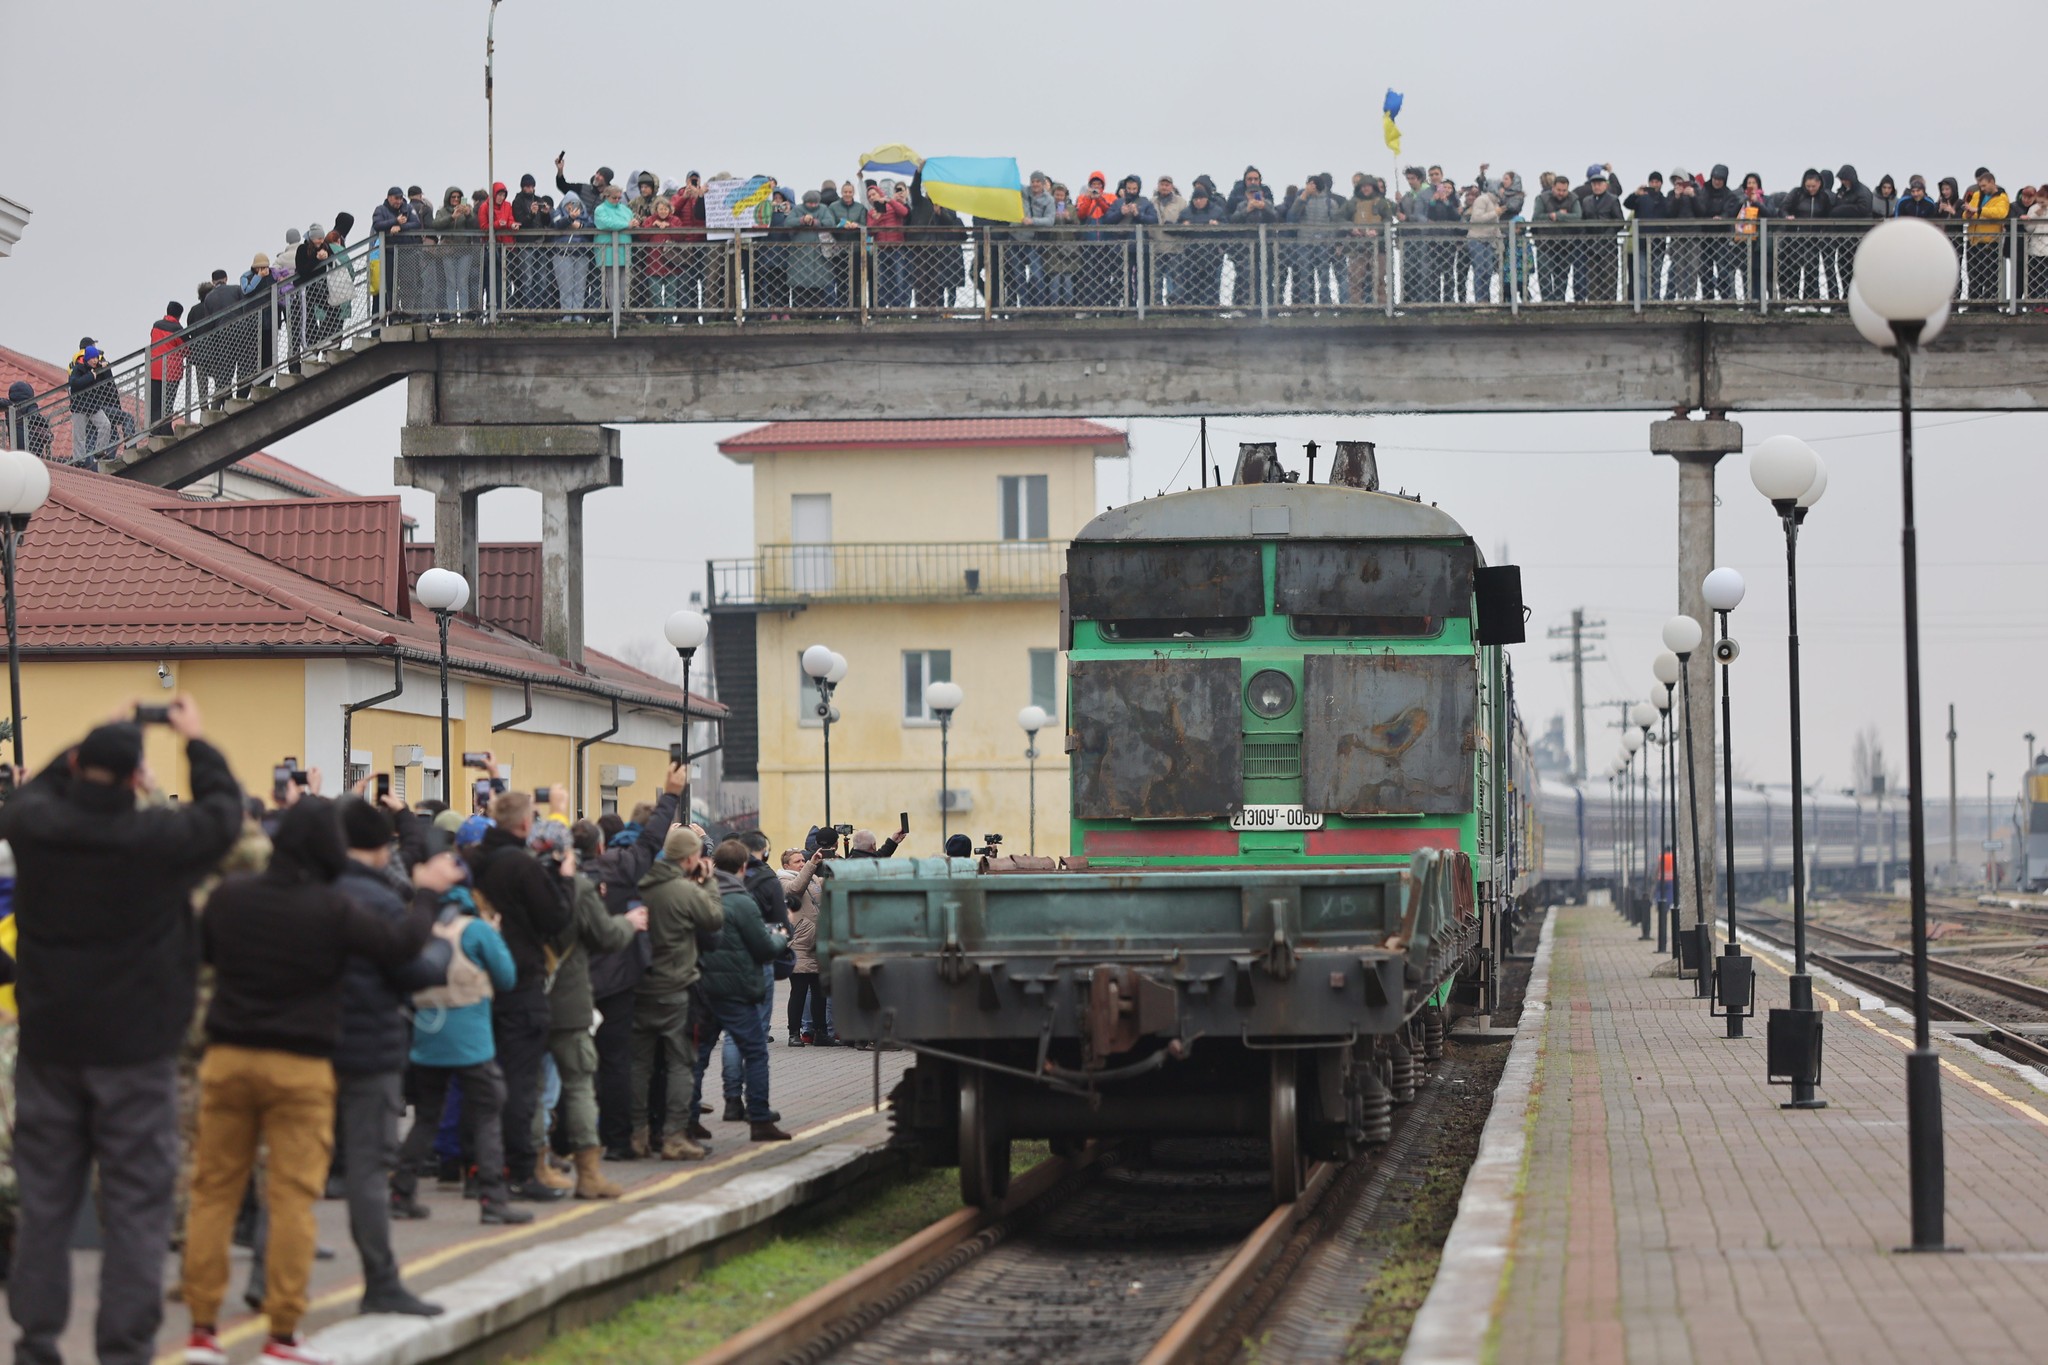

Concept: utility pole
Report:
left=1548, top=608, right=1607, bottom=783
left=1946, top=704, right=1957, bottom=879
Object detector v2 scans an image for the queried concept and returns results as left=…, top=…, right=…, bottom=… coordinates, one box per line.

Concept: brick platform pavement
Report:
left=0, top=1011, right=909, bottom=1365
left=1488, top=904, right=2048, bottom=1365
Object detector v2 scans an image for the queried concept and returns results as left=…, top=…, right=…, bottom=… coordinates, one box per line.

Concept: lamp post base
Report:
left=1714, top=943, right=1753, bottom=1038
left=1897, top=1047, right=1959, bottom=1253
left=1655, top=901, right=1667, bottom=954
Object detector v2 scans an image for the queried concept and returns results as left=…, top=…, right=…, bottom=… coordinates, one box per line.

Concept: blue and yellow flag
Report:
left=1383, top=89, right=1404, bottom=156
left=858, top=144, right=923, bottom=177
left=919, top=156, right=1026, bottom=223
left=730, top=175, right=776, bottom=217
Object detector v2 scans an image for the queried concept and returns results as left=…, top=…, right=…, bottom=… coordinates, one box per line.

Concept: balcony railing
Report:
left=708, top=541, right=1061, bottom=606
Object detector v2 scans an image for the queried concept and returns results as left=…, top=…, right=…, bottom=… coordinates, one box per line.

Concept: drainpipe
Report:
left=341, top=653, right=406, bottom=785
left=491, top=679, right=533, bottom=732
left=574, top=696, right=619, bottom=819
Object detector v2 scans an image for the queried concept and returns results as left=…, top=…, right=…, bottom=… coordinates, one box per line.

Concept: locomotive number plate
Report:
left=1230, top=804, right=1324, bottom=832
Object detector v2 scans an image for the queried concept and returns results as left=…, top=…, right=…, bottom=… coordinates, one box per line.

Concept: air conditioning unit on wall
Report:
left=939, top=788, right=974, bottom=813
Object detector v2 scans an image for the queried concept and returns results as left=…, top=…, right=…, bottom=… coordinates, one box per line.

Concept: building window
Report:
left=999, top=475, right=1049, bottom=541
left=600, top=786, right=621, bottom=817
left=903, top=649, right=953, bottom=722
left=1029, top=648, right=1058, bottom=717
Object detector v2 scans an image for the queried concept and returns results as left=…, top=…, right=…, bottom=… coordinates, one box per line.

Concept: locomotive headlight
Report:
left=1246, top=669, right=1297, bottom=719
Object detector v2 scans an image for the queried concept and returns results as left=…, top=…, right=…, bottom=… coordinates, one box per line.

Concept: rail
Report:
left=7, top=219, right=2044, bottom=467
left=707, top=540, right=1062, bottom=606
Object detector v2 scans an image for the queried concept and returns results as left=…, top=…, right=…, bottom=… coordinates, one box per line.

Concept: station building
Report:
left=708, top=419, right=1129, bottom=857
left=4, top=459, right=709, bottom=815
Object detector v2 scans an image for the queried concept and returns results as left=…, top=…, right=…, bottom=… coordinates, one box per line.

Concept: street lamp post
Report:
left=1654, top=651, right=1681, bottom=956
left=1752, top=433, right=1829, bottom=1106
left=1633, top=702, right=1658, bottom=940
left=664, top=609, right=708, bottom=821
left=925, top=679, right=962, bottom=843
left=925, top=681, right=964, bottom=846
left=0, top=451, right=51, bottom=769
left=1017, top=705, right=1049, bottom=856
left=1623, top=732, right=1644, bottom=928
left=1851, top=218, right=1960, bottom=1253
left=415, top=567, right=471, bottom=805
left=1663, top=614, right=1710, bottom=996
left=800, top=644, right=846, bottom=833
left=1703, top=566, right=1752, bottom=1037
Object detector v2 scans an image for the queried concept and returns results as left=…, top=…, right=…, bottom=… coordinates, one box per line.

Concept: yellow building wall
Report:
left=15, top=658, right=304, bottom=799
left=756, top=601, right=1071, bottom=857
left=747, top=441, right=1102, bottom=547
left=14, top=657, right=671, bottom=817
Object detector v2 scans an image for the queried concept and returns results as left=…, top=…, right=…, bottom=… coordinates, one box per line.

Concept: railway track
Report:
left=693, top=1140, right=1332, bottom=1365
left=1740, top=912, right=2048, bottom=1071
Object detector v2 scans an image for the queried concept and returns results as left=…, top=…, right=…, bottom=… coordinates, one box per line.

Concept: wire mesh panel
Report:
left=864, top=228, right=987, bottom=317
left=1513, top=223, right=1632, bottom=305
left=1634, top=223, right=1759, bottom=305
left=2023, top=218, right=2048, bottom=308
left=1145, top=227, right=1263, bottom=313
left=1956, top=217, right=2009, bottom=310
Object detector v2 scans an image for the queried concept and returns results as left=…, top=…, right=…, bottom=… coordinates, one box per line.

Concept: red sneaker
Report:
left=261, top=1337, right=335, bottom=1365
left=184, top=1332, right=228, bottom=1365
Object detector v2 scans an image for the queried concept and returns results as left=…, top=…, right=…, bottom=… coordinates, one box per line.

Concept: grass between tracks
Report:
left=1343, top=1043, right=1512, bottom=1365
left=516, top=1142, right=1049, bottom=1365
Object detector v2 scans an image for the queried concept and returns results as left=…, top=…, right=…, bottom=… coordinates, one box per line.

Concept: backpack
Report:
left=412, top=915, right=494, bottom=1012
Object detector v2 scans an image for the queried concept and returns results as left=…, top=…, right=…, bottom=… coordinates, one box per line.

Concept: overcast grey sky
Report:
left=4, top=0, right=2044, bottom=798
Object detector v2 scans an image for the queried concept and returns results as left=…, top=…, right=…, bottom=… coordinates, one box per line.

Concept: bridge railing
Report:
left=8, top=220, right=2045, bottom=466
left=708, top=541, right=1063, bottom=606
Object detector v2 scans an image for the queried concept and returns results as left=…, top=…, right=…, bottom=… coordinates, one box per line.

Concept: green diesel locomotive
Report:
left=819, top=444, right=1526, bottom=1206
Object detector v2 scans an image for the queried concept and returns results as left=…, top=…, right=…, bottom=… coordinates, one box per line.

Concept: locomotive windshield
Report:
left=1068, top=543, right=1264, bottom=638
left=1274, top=541, right=1473, bottom=638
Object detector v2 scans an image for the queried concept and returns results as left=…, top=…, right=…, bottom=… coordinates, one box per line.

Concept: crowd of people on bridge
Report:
left=11, top=152, right=2046, bottom=470
left=0, top=706, right=926, bottom=1365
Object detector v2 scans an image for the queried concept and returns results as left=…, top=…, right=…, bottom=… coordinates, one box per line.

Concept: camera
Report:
left=974, top=832, right=1004, bottom=858
left=833, top=823, right=854, bottom=837
left=1714, top=637, right=1740, bottom=663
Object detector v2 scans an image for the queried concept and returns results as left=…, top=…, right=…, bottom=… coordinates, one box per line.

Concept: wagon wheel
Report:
left=958, top=1065, right=1012, bottom=1209
left=1270, top=1050, right=1305, bottom=1204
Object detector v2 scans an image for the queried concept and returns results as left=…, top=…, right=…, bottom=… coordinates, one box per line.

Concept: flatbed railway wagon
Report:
left=818, top=448, right=1527, bottom=1206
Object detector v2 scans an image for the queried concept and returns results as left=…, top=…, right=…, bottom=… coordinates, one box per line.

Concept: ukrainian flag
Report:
left=858, top=144, right=923, bottom=177
left=919, top=156, right=1026, bottom=223
left=1383, top=90, right=1403, bottom=156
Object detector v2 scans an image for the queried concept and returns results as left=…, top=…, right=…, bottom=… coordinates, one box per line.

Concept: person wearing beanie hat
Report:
left=234, top=253, right=280, bottom=393
left=630, top=822, right=723, bottom=1159
left=693, top=838, right=791, bottom=1139
left=1898, top=173, right=1939, bottom=220
left=149, top=298, right=188, bottom=431
left=332, top=793, right=451, bottom=1316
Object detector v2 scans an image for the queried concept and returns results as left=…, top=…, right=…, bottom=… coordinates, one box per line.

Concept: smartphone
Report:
left=375, top=773, right=392, bottom=801
left=290, top=771, right=312, bottom=788
left=533, top=787, right=550, bottom=804
left=462, top=751, right=490, bottom=769
left=669, top=742, right=685, bottom=767
left=474, top=779, right=494, bottom=805
left=899, top=811, right=910, bottom=832
left=133, top=705, right=172, bottom=725
left=272, top=764, right=294, bottom=789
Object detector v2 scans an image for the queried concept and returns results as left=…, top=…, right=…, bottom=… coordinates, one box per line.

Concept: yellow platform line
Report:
left=154, top=1105, right=877, bottom=1363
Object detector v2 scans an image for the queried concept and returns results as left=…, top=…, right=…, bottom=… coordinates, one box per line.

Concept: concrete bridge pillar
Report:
left=1651, top=416, right=1742, bottom=945
left=395, top=425, right=623, bottom=663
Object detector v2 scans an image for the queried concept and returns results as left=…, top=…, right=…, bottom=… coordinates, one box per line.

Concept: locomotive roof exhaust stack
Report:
left=1234, top=442, right=1297, bottom=485
left=1329, top=441, right=1380, bottom=491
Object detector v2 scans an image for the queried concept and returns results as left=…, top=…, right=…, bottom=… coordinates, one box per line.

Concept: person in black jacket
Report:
left=181, top=796, right=433, bottom=1363
left=1624, top=171, right=1670, bottom=300
left=1778, top=170, right=1836, bottom=301
left=1829, top=163, right=1877, bottom=297
left=333, top=796, right=451, bottom=1319
left=471, top=790, right=576, bottom=1200
left=589, top=769, right=681, bottom=1159
left=1696, top=164, right=1745, bottom=299
left=1, top=701, right=244, bottom=1365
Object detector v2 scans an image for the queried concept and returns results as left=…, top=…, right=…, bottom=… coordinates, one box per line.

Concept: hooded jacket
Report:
left=635, top=857, right=724, bottom=1000
left=552, top=194, right=593, bottom=244
left=1780, top=174, right=1835, bottom=220
left=547, top=874, right=638, bottom=1032
left=1228, top=169, right=1280, bottom=224
left=1828, top=165, right=1875, bottom=219
left=1697, top=166, right=1744, bottom=220
left=6, top=381, right=53, bottom=458
left=201, top=801, right=434, bottom=1059
left=470, top=823, right=573, bottom=990
left=432, top=186, right=475, bottom=233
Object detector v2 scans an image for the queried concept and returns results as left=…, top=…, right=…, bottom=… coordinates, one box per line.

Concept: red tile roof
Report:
left=719, top=419, right=1128, bottom=455
left=15, top=464, right=718, bottom=716
left=403, top=544, right=542, bottom=644
left=168, top=497, right=407, bottom=615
